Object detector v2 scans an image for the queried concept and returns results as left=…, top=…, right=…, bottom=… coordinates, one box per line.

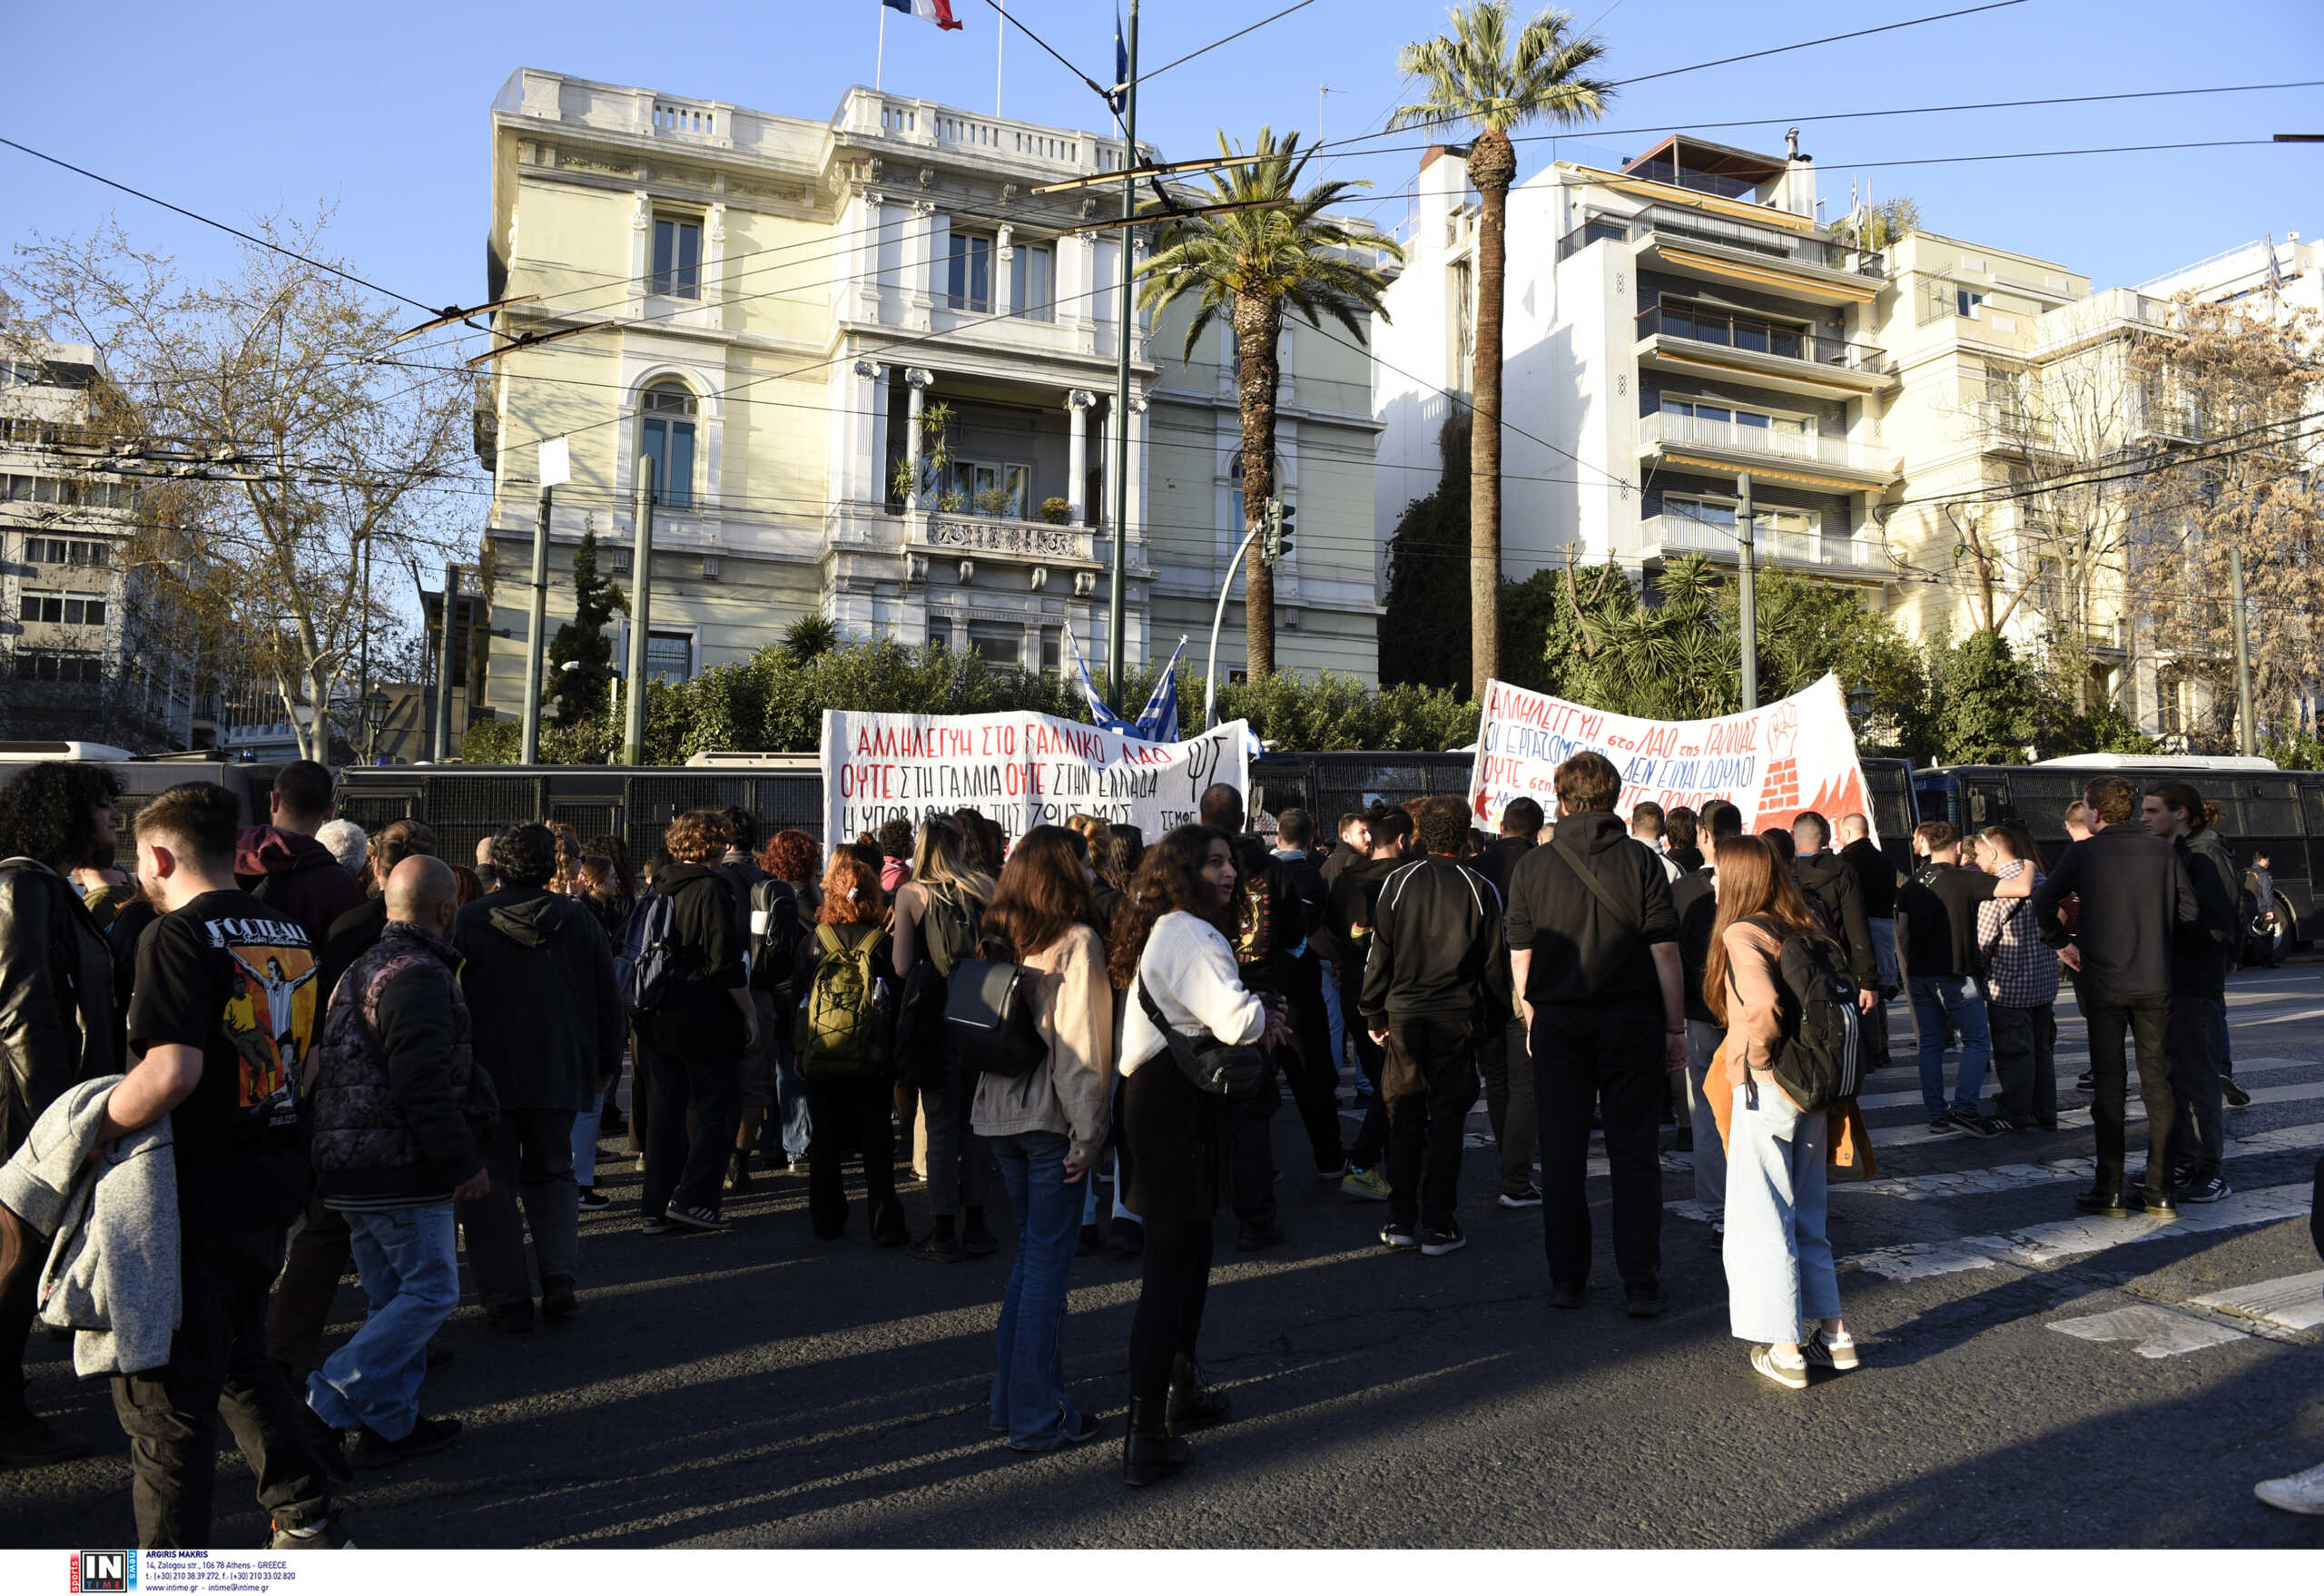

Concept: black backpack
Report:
left=1737, top=914, right=1866, bottom=1112
left=748, top=878, right=805, bottom=999
left=918, top=882, right=983, bottom=979
left=944, top=934, right=1049, bottom=1078
left=615, top=889, right=682, bottom=1015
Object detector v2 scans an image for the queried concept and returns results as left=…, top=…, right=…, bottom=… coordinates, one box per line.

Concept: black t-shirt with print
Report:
left=1896, top=863, right=2001, bottom=979
left=125, top=889, right=318, bottom=1235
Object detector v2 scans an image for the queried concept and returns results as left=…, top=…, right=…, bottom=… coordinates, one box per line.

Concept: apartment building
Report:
left=0, top=339, right=195, bottom=751
left=1374, top=134, right=1900, bottom=595
left=472, top=68, right=1385, bottom=725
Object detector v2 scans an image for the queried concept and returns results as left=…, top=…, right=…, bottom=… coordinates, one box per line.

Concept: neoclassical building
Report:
left=470, top=68, right=1386, bottom=724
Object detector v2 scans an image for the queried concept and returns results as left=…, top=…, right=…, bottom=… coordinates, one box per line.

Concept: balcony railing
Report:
left=1973, top=399, right=2055, bottom=448
left=916, top=509, right=1095, bottom=563
left=1638, top=303, right=1887, bottom=375
left=1637, top=514, right=1886, bottom=574
left=1638, top=411, right=1898, bottom=476
left=1558, top=205, right=1885, bottom=277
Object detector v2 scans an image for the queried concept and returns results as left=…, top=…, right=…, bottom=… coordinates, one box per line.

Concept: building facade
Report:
left=473, top=68, right=1385, bottom=731
left=0, top=339, right=196, bottom=752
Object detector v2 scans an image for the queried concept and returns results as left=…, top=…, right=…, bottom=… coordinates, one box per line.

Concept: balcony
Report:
left=1559, top=205, right=1885, bottom=305
left=906, top=508, right=1098, bottom=567
left=1635, top=302, right=1894, bottom=398
left=1972, top=399, right=2056, bottom=457
left=1634, top=514, right=1888, bottom=579
left=1637, top=410, right=1899, bottom=487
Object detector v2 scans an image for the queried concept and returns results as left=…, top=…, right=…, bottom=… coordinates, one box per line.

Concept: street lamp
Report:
left=1846, top=683, right=1875, bottom=726
left=360, top=689, right=389, bottom=765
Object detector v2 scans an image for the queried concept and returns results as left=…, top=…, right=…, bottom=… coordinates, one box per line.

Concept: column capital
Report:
left=904, top=367, right=936, bottom=390
left=1065, top=389, right=1098, bottom=411
left=853, top=360, right=887, bottom=380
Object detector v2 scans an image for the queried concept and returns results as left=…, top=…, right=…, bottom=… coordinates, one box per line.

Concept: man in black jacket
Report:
left=303, top=856, right=487, bottom=1473
left=2023, top=776, right=2199, bottom=1218
left=0, top=760, right=122, bottom=1465
left=1326, top=807, right=1413, bottom=1201
left=1359, top=796, right=1511, bottom=1257
left=1505, top=753, right=1687, bottom=1316
left=1469, top=797, right=1541, bottom=1207
left=2143, top=782, right=2240, bottom=1204
left=270, top=817, right=438, bottom=1382
left=635, top=810, right=757, bottom=1236
left=1793, top=811, right=1886, bottom=1068
left=1837, top=813, right=1897, bottom=993
left=454, top=823, right=624, bottom=1326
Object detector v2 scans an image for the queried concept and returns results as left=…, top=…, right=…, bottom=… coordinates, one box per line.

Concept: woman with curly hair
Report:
left=790, top=852, right=907, bottom=1246
left=634, top=809, right=755, bottom=1234
left=1110, top=824, right=1282, bottom=1486
left=0, top=760, right=124, bottom=1463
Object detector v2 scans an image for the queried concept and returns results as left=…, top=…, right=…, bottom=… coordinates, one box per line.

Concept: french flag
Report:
left=883, top=0, right=962, bottom=29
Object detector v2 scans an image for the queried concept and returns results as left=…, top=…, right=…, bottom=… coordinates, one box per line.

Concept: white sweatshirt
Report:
left=1118, top=911, right=1267, bottom=1078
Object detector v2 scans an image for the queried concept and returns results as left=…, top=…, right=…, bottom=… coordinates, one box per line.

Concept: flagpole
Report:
left=1108, top=0, right=1139, bottom=690
left=877, top=4, right=887, bottom=92
left=996, top=0, right=1005, bottom=113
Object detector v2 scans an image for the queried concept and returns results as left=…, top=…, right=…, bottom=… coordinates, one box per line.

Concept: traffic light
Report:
left=1262, top=496, right=1295, bottom=566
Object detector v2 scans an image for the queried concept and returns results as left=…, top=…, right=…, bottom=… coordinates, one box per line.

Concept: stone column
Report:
left=1127, top=395, right=1149, bottom=560
left=1065, top=389, right=1096, bottom=525
left=903, top=368, right=934, bottom=507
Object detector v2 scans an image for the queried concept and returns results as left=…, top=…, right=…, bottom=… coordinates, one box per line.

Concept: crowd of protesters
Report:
left=1, top=751, right=2320, bottom=1544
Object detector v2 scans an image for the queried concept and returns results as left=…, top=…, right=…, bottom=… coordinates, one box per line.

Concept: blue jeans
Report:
left=1723, top=1077, right=1841, bottom=1344
left=307, top=1204, right=458, bottom=1442
left=1318, top=960, right=1347, bottom=1076
left=986, top=1130, right=1084, bottom=1450
left=1910, top=973, right=1991, bottom=1116
left=773, top=1038, right=812, bottom=1160
left=573, top=1082, right=606, bottom=1187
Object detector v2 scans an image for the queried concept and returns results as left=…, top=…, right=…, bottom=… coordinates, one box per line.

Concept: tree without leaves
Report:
left=4, top=215, right=472, bottom=761
left=2123, top=297, right=2324, bottom=752
left=1388, top=1, right=1613, bottom=701
left=1134, top=127, right=1403, bottom=679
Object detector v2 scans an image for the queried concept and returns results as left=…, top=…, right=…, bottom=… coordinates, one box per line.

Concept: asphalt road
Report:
left=5, top=964, right=2323, bottom=1550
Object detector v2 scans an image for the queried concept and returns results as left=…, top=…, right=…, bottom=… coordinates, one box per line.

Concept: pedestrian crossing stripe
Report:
left=1846, top=1179, right=2314, bottom=1279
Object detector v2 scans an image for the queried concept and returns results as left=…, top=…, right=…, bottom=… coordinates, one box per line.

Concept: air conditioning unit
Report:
left=701, top=556, right=722, bottom=582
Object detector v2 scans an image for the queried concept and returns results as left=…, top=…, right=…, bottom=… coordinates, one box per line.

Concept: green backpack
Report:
left=793, top=923, right=896, bottom=1080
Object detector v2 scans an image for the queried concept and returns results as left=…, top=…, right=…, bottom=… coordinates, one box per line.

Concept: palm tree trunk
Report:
left=1235, top=295, right=1282, bottom=678
left=1467, top=128, right=1516, bottom=701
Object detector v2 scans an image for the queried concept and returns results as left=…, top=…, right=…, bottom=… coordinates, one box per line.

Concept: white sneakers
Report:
left=2255, top=1459, right=2324, bottom=1516
left=1751, top=1345, right=1809, bottom=1390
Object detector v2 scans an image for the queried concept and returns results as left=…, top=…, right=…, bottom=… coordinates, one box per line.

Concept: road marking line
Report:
left=1857, top=1053, right=2312, bottom=1115
left=2048, top=1305, right=2250, bottom=1359
left=1843, top=1181, right=2313, bottom=1277
left=2187, top=1270, right=2324, bottom=1332
left=1847, top=1243, right=1998, bottom=1280
left=1835, top=1116, right=2324, bottom=1200
left=1872, top=1078, right=2324, bottom=1148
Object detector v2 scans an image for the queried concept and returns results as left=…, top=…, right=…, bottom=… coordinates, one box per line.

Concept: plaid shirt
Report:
left=1976, top=859, right=2059, bottom=1008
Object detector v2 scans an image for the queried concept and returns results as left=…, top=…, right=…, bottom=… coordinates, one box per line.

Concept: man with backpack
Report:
left=1469, top=797, right=1541, bottom=1209
left=1792, top=811, right=1884, bottom=1069
left=1896, top=823, right=2002, bottom=1139
left=454, top=824, right=622, bottom=1327
left=714, top=808, right=780, bottom=1193
left=629, top=810, right=756, bottom=1235
left=1504, top=753, right=1687, bottom=1317
left=2018, top=777, right=2200, bottom=1220
left=1357, top=796, right=1510, bottom=1257
left=1327, top=806, right=1413, bottom=1203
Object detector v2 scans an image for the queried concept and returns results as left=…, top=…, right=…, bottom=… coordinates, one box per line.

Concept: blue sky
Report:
left=5, top=0, right=2320, bottom=320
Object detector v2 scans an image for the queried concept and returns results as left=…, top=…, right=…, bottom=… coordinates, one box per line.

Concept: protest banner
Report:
left=822, top=709, right=1249, bottom=843
left=1466, top=673, right=1876, bottom=839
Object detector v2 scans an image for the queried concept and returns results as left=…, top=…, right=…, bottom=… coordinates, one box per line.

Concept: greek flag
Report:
left=1067, top=626, right=1183, bottom=744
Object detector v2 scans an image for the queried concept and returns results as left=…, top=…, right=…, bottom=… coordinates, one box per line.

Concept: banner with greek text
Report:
left=821, top=709, right=1248, bottom=844
left=1466, top=674, right=1876, bottom=840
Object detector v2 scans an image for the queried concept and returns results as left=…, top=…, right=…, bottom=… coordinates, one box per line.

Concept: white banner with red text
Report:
left=1466, top=674, right=1876, bottom=840
left=821, top=709, right=1248, bottom=845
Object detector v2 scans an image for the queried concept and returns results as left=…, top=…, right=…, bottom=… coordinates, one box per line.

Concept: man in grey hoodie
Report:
left=453, top=824, right=622, bottom=1330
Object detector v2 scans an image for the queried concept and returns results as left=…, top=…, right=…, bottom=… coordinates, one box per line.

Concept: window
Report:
left=651, top=217, right=702, bottom=299
left=11, top=651, right=102, bottom=684
left=16, top=592, right=104, bottom=626
left=1009, top=242, right=1055, bottom=320
left=1040, top=627, right=1061, bottom=675
left=639, top=382, right=697, bottom=508
left=946, top=232, right=994, bottom=312
left=1450, top=259, right=1475, bottom=392
left=645, top=631, right=694, bottom=684
left=1663, top=494, right=1815, bottom=537
left=927, top=618, right=950, bottom=653
left=947, top=458, right=1031, bottom=518
left=1956, top=289, right=1984, bottom=319
left=965, top=622, right=1021, bottom=666
left=20, top=536, right=108, bottom=567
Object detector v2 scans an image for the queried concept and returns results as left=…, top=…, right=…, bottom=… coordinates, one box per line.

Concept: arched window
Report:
left=639, top=381, right=697, bottom=508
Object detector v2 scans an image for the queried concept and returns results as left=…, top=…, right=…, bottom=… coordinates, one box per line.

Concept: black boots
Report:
left=1167, top=1355, right=1232, bottom=1430
left=1121, top=1397, right=1190, bottom=1487
left=2073, top=1185, right=2128, bottom=1218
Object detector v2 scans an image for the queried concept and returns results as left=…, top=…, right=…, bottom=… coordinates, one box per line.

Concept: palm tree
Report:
left=1137, top=127, right=1402, bottom=678
left=1390, top=2, right=1612, bottom=700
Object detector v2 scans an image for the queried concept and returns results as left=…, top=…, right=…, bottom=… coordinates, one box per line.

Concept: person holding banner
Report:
left=1503, top=753, right=1688, bottom=1317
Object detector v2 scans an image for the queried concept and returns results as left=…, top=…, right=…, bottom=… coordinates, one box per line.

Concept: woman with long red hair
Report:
left=1705, top=834, right=1856, bottom=1390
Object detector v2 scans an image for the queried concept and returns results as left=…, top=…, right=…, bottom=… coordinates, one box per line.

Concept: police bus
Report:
left=1913, top=754, right=2320, bottom=959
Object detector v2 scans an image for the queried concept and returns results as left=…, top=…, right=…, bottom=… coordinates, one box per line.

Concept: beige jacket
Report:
left=970, top=923, right=1114, bottom=1168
